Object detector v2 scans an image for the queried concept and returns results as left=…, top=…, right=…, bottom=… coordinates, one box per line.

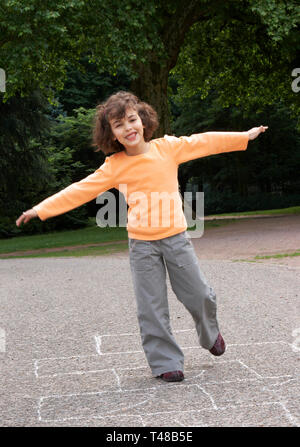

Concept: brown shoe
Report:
left=209, top=333, right=226, bottom=356
left=158, top=370, right=184, bottom=382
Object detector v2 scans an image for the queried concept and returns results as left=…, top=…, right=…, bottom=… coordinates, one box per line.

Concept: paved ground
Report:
left=0, top=216, right=299, bottom=427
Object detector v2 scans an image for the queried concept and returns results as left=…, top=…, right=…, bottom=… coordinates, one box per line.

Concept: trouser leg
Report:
left=128, top=238, right=184, bottom=376
left=162, top=232, right=220, bottom=350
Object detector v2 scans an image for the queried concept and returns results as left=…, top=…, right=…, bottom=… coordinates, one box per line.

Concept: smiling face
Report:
left=109, top=108, right=146, bottom=151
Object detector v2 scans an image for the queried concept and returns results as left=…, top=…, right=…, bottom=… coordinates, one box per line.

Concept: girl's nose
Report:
left=124, top=120, right=132, bottom=130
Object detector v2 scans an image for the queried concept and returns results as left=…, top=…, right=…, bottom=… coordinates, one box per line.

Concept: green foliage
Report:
left=1, top=0, right=299, bottom=128
left=249, top=0, right=300, bottom=42
left=0, top=91, right=52, bottom=234
left=172, top=1, right=300, bottom=114
left=0, top=0, right=86, bottom=100
left=203, top=191, right=300, bottom=215
left=44, top=107, right=104, bottom=186
left=57, top=59, right=131, bottom=115
left=0, top=0, right=162, bottom=101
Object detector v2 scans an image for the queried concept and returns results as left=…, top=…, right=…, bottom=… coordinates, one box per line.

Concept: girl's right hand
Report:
left=16, top=209, right=38, bottom=227
left=247, top=125, right=268, bottom=140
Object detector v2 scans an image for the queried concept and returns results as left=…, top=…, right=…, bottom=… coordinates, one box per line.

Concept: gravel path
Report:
left=0, top=216, right=299, bottom=427
left=193, top=214, right=300, bottom=267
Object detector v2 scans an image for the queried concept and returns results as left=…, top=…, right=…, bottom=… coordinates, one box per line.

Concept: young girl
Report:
left=16, top=91, right=267, bottom=382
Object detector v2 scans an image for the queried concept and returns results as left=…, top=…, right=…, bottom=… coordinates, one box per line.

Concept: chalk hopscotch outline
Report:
left=33, top=329, right=299, bottom=427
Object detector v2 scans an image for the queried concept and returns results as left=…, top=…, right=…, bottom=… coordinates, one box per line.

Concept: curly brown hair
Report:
left=92, top=91, right=159, bottom=155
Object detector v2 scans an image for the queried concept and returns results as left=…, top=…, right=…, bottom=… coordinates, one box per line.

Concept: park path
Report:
left=191, top=214, right=300, bottom=267
left=1, top=215, right=299, bottom=266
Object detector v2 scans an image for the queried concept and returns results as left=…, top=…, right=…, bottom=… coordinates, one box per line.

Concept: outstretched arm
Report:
left=16, top=156, right=116, bottom=227
left=167, top=125, right=268, bottom=165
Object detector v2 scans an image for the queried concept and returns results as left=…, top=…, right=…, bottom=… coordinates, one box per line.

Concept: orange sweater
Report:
left=33, top=132, right=249, bottom=240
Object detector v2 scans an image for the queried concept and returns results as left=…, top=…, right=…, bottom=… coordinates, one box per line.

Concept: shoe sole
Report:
left=158, top=375, right=184, bottom=382
left=210, top=349, right=225, bottom=356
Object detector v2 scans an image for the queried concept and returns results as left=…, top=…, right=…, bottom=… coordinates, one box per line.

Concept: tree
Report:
left=0, top=90, right=54, bottom=235
left=1, top=0, right=299, bottom=136
left=0, top=90, right=51, bottom=212
left=172, top=0, right=300, bottom=115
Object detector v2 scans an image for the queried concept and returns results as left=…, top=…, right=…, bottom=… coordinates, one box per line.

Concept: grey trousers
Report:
left=128, top=231, right=220, bottom=377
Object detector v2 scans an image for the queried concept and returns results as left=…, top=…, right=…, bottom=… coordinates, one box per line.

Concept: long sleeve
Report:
left=33, top=156, right=115, bottom=221
left=164, top=132, right=249, bottom=165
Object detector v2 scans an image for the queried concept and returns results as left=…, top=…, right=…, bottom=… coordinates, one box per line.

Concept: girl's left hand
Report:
left=247, top=125, right=268, bottom=140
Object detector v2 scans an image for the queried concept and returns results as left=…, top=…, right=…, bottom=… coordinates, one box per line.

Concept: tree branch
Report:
left=160, top=0, right=225, bottom=70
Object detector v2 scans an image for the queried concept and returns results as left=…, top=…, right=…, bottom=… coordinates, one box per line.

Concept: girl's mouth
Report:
left=126, top=132, right=137, bottom=141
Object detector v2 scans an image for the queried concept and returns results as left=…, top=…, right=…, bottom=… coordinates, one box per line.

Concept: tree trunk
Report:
left=130, top=2, right=209, bottom=137
left=130, top=59, right=171, bottom=137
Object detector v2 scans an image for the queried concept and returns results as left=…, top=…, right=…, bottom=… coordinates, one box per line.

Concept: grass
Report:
left=1, top=206, right=298, bottom=259
left=203, top=219, right=238, bottom=228
left=233, top=250, right=300, bottom=263
left=2, top=242, right=129, bottom=259
left=0, top=223, right=128, bottom=254
left=254, top=250, right=300, bottom=260
left=206, top=205, right=300, bottom=218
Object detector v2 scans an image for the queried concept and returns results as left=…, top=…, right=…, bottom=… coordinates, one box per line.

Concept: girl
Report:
left=16, top=91, right=268, bottom=382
